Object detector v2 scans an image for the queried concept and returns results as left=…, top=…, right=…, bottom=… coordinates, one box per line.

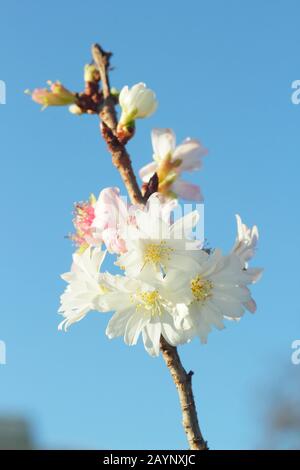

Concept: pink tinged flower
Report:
left=92, top=187, right=132, bottom=255
left=139, top=128, right=208, bottom=201
left=71, top=195, right=97, bottom=250
left=172, top=180, right=204, bottom=202
left=172, top=137, right=208, bottom=172
left=29, top=81, right=77, bottom=109
left=152, top=128, right=176, bottom=160
left=91, top=188, right=180, bottom=255
left=101, top=228, right=127, bottom=255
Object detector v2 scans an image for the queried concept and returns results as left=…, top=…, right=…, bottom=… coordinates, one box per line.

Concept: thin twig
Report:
left=91, top=43, right=117, bottom=129
left=93, top=42, right=207, bottom=450
left=160, top=337, right=208, bottom=450
left=100, top=123, right=144, bottom=205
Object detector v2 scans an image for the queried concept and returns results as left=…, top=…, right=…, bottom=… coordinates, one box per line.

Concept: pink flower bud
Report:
left=29, top=81, right=77, bottom=109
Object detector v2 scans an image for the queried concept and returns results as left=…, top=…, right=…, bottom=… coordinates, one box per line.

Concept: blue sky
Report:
left=0, top=0, right=299, bottom=449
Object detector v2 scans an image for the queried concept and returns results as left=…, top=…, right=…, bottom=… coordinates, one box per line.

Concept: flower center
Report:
left=99, top=284, right=109, bottom=295
left=144, top=241, right=173, bottom=266
left=135, top=290, right=162, bottom=317
left=190, top=275, right=213, bottom=302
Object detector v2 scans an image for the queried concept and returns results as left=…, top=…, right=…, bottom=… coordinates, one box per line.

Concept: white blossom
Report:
left=104, top=274, right=185, bottom=356
left=58, top=247, right=109, bottom=331
left=119, top=83, right=157, bottom=125
left=162, top=250, right=255, bottom=343
left=116, top=196, right=202, bottom=279
left=139, top=128, right=207, bottom=201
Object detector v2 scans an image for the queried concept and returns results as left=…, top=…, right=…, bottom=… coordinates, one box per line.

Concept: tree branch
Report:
left=100, top=123, right=144, bottom=204
left=160, top=337, right=208, bottom=450
left=91, top=43, right=117, bottom=130
left=92, top=42, right=207, bottom=450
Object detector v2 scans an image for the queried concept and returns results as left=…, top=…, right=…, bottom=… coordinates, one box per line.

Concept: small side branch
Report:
left=91, top=43, right=117, bottom=130
left=160, top=337, right=208, bottom=450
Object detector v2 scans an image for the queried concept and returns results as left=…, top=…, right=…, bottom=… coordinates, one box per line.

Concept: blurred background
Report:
left=0, top=0, right=299, bottom=449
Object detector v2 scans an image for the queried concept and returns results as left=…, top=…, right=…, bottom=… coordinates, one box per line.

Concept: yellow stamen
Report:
left=190, top=275, right=213, bottom=303
left=134, top=290, right=162, bottom=317
left=99, top=284, right=109, bottom=295
left=144, top=241, right=173, bottom=266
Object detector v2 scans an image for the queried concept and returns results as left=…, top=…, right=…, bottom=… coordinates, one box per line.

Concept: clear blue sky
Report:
left=0, top=0, right=299, bottom=450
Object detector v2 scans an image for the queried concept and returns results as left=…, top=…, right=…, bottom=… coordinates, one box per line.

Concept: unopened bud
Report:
left=69, top=104, right=84, bottom=115
left=84, top=64, right=100, bottom=83
left=118, top=82, right=157, bottom=126
left=28, top=81, right=77, bottom=110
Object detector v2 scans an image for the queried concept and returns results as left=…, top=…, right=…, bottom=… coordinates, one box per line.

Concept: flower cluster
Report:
left=54, top=80, right=262, bottom=357
left=29, top=53, right=263, bottom=451
left=59, top=187, right=262, bottom=356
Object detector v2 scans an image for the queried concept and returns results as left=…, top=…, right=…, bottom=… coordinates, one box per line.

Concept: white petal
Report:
left=161, top=316, right=182, bottom=346
left=211, top=294, right=245, bottom=319
left=173, top=138, right=208, bottom=171
left=172, top=179, right=203, bottom=201
left=151, top=128, right=176, bottom=161
left=139, top=161, right=158, bottom=183
left=170, top=210, right=199, bottom=239
left=118, top=86, right=129, bottom=108
left=124, top=310, right=150, bottom=346
left=106, top=307, right=134, bottom=339
left=103, top=292, right=132, bottom=311
left=142, top=322, right=162, bottom=356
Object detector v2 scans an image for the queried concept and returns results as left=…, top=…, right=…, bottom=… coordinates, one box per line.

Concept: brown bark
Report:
left=100, top=122, right=144, bottom=205
left=160, top=337, right=208, bottom=450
